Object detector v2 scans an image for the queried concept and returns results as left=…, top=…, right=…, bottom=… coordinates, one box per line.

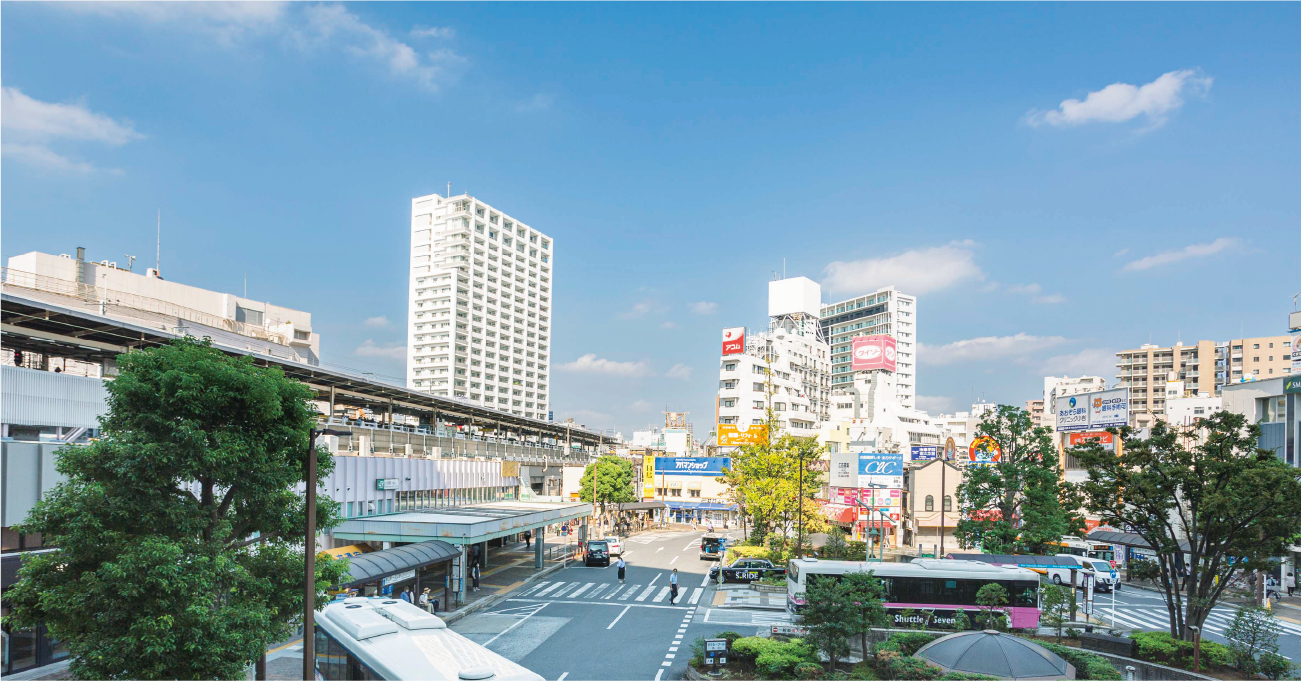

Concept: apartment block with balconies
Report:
left=407, top=193, right=552, bottom=421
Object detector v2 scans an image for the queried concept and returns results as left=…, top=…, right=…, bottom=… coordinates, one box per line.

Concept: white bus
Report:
left=785, top=558, right=1042, bottom=629
left=314, top=597, right=544, bottom=681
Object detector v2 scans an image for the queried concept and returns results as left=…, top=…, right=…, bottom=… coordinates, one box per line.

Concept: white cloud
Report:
left=354, top=339, right=405, bottom=360
left=363, top=315, right=389, bottom=328
left=661, top=321, right=678, bottom=329
left=1122, top=238, right=1239, bottom=272
left=557, top=354, right=652, bottom=378
left=1008, top=282, right=1064, bottom=304
left=514, top=93, right=554, bottom=113
left=823, top=240, right=983, bottom=296
left=630, top=399, right=652, bottom=413
left=689, top=301, right=719, bottom=315
left=411, top=25, right=455, bottom=39
left=20, top=0, right=290, bottom=26
left=1036, top=348, right=1118, bottom=379
left=920, top=333, right=1069, bottom=365
left=1113, top=248, right=1129, bottom=257
left=621, top=298, right=669, bottom=320
left=1032, top=294, right=1067, bottom=305
left=667, top=364, right=693, bottom=381
left=1, top=88, right=144, bottom=174
left=293, top=5, right=465, bottom=92
left=916, top=395, right=956, bottom=414
left=1026, top=69, right=1213, bottom=130
left=1007, top=283, right=1042, bottom=295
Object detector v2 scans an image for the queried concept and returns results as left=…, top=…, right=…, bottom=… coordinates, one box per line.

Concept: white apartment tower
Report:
left=716, top=277, right=832, bottom=436
left=407, top=193, right=554, bottom=420
left=820, top=287, right=917, bottom=409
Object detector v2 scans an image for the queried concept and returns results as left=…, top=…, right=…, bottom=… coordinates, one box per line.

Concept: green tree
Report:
left=5, top=338, right=350, bottom=680
left=823, top=527, right=848, bottom=560
left=1072, top=413, right=1301, bottom=640
left=975, top=583, right=1009, bottom=631
left=1039, top=584, right=1072, bottom=642
left=1224, top=605, right=1282, bottom=675
left=721, top=365, right=827, bottom=547
left=579, top=455, right=637, bottom=521
left=841, top=571, right=889, bottom=657
left=952, top=609, right=971, bottom=632
left=798, top=576, right=855, bottom=669
left=954, top=405, right=1080, bottom=555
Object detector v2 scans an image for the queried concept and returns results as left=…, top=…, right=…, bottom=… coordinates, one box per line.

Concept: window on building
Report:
left=235, top=306, right=263, bottom=325
left=689, top=489, right=701, bottom=498
left=943, top=496, right=953, bottom=512
left=753, top=382, right=765, bottom=391
left=670, top=488, right=682, bottom=497
left=1254, top=344, right=1260, bottom=349
left=924, top=495, right=934, bottom=512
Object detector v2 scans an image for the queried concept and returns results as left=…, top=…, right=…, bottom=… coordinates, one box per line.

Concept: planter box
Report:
left=752, top=583, right=786, bottom=594
left=1080, top=631, right=1134, bottom=657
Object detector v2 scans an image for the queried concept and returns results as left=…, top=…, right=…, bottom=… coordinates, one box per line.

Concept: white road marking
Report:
left=558, top=674, right=569, bottom=681
left=652, top=587, right=671, bottom=603
left=665, top=654, right=675, bottom=659
left=604, top=585, right=624, bottom=600
left=519, top=581, right=551, bottom=597
left=657, top=547, right=664, bottom=553
left=670, top=646, right=679, bottom=652
left=649, top=573, right=663, bottom=586
left=662, top=661, right=671, bottom=667
left=505, top=597, right=692, bottom=611
left=589, top=584, right=610, bottom=599
left=637, top=585, right=658, bottom=602
left=607, top=605, right=632, bottom=630
left=655, top=671, right=664, bottom=681
left=700, top=572, right=711, bottom=587
left=551, top=583, right=579, bottom=598
left=670, top=556, right=679, bottom=565
left=534, top=582, right=565, bottom=597
left=484, top=602, right=549, bottom=647
left=618, top=585, right=640, bottom=601
left=689, top=588, right=704, bottom=604
left=566, top=583, right=594, bottom=599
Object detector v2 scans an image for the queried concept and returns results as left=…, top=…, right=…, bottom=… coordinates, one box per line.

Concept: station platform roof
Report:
left=330, top=501, right=592, bottom=545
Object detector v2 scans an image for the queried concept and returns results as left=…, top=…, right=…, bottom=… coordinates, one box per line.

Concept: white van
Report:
left=1045, top=554, right=1117, bottom=593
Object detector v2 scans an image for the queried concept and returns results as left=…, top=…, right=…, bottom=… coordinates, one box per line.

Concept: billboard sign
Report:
left=943, top=437, right=957, bottom=461
left=832, top=487, right=900, bottom=507
left=722, top=327, right=745, bottom=355
left=1055, top=395, right=1090, bottom=432
left=1089, top=389, right=1129, bottom=429
left=1068, top=431, right=1116, bottom=452
left=717, top=423, right=766, bottom=447
left=830, top=452, right=857, bottom=487
left=1285, top=375, right=1301, bottom=395
left=910, top=445, right=939, bottom=461
left=858, top=452, right=904, bottom=488
left=643, top=456, right=656, bottom=498
left=851, top=335, right=897, bottom=372
left=1056, top=388, right=1131, bottom=431
left=1293, top=332, right=1301, bottom=373
left=655, top=457, right=731, bottom=476
left=968, top=436, right=1002, bottom=465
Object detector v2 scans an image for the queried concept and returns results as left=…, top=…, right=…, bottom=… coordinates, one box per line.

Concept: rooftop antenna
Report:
left=783, top=258, right=786, bottom=279
left=155, top=210, right=161, bottom=274
left=244, top=272, right=247, bottom=298
left=447, top=182, right=451, bottom=199
left=124, top=254, right=136, bottom=272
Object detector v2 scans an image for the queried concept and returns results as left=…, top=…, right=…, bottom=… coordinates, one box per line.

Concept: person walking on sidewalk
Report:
left=471, top=564, right=481, bottom=593
left=524, top=530, right=532, bottom=549
left=669, top=569, right=679, bottom=604
left=616, top=556, right=627, bottom=584
left=1285, top=570, right=1296, bottom=597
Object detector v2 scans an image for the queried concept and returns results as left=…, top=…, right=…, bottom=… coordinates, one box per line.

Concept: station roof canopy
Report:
left=1086, top=529, right=1191, bottom=553
left=948, top=554, right=1086, bottom=570
left=339, top=540, right=459, bottom=588
left=0, top=290, right=603, bottom=444
left=613, top=502, right=666, bottom=511
left=331, top=501, right=593, bottom=545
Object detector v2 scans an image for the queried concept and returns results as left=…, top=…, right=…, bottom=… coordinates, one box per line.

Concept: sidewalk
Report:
left=713, top=585, right=786, bottom=611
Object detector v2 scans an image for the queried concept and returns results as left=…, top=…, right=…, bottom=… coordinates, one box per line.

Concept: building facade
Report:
left=1117, top=337, right=1293, bottom=420
left=1220, top=336, right=1293, bottom=384
left=1025, top=399, right=1045, bottom=428
left=1042, top=376, right=1107, bottom=431
left=408, top=193, right=553, bottom=420
left=820, top=287, right=917, bottom=409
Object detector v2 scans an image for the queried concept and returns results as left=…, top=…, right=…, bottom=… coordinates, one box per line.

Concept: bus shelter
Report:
left=335, top=541, right=460, bottom=611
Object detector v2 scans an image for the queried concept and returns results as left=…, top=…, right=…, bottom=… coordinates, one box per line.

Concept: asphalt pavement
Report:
left=449, top=528, right=780, bottom=680
left=1086, top=584, right=1301, bottom=661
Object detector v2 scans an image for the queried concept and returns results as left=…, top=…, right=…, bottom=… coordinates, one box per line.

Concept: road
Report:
left=450, top=529, right=784, bottom=680
left=1087, top=584, right=1301, bottom=661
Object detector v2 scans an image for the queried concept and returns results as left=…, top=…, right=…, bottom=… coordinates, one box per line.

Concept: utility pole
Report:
left=939, top=456, right=947, bottom=558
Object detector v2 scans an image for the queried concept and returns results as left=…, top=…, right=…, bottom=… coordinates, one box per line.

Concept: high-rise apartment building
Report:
left=1117, top=336, right=1293, bottom=420
left=407, top=193, right=553, bottom=420
left=820, top=287, right=917, bottom=409
left=1218, top=336, right=1293, bottom=384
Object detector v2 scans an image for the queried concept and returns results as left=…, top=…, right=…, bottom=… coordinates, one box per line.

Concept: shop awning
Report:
left=323, top=544, right=373, bottom=559
left=822, top=504, right=857, bottom=524
left=338, top=540, right=459, bottom=588
left=1087, top=529, right=1191, bottom=553
left=662, top=501, right=738, bottom=511
left=615, top=501, right=667, bottom=511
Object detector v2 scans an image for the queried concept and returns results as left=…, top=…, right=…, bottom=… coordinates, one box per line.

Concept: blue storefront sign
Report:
left=910, top=445, right=939, bottom=461
left=858, top=452, right=904, bottom=488
left=654, top=457, right=731, bottom=476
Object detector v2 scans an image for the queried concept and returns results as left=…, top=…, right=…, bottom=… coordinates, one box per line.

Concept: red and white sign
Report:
left=1068, top=431, right=1115, bottom=450
left=722, top=327, right=745, bottom=355
left=968, top=436, right=1002, bottom=464
left=851, top=335, right=897, bottom=372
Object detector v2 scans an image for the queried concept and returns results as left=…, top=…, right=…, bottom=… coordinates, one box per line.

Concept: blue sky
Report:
left=4, top=3, right=1298, bottom=437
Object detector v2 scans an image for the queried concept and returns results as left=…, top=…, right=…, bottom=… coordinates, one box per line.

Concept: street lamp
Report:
left=796, top=448, right=807, bottom=558
left=1190, top=625, right=1202, bottom=673
left=853, top=496, right=890, bottom=561
left=304, top=426, right=350, bottom=681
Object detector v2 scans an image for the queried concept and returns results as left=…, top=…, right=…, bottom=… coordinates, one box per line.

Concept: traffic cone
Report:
left=1265, top=597, right=1272, bottom=611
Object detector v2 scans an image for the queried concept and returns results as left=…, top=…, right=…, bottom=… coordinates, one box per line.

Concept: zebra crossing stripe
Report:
left=1106, top=609, right=1165, bottom=630
left=567, top=583, right=594, bottom=599
left=534, top=582, right=564, bottom=597
left=518, top=581, right=549, bottom=597
left=589, top=584, right=610, bottom=599
left=604, top=585, right=624, bottom=600
left=652, top=587, right=671, bottom=603
left=551, top=583, right=578, bottom=598
left=689, top=588, right=704, bottom=605
left=636, top=585, right=658, bottom=602
left=619, top=585, right=640, bottom=601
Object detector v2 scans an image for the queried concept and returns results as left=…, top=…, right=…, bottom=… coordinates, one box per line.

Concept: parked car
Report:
left=603, top=536, right=623, bottom=556
left=585, top=540, right=610, bottom=567
left=1045, top=554, right=1117, bottom=592
left=699, top=534, right=726, bottom=560
left=708, top=557, right=785, bottom=584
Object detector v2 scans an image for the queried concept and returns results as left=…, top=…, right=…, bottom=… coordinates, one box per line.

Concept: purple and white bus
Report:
left=785, top=558, right=1041, bottom=629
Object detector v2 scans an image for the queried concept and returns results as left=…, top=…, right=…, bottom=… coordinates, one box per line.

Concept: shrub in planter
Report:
left=731, top=636, right=772, bottom=663
left=794, top=661, right=825, bottom=680
left=717, top=631, right=745, bottom=647
left=757, top=652, right=805, bottom=679
left=847, top=662, right=875, bottom=680
left=938, top=674, right=1000, bottom=680
left=1257, top=651, right=1293, bottom=680
left=892, top=632, right=940, bottom=656
left=1037, top=641, right=1122, bottom=680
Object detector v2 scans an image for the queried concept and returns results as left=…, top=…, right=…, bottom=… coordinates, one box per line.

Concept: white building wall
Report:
left=821, top=287, right=916, bottom=409
left=408, top=194, right=553, bottom=421
left=1043, top=375, right=1107, bottom=430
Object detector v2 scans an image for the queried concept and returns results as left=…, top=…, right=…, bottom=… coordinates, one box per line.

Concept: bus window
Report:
left=1011, top=581, right=1039, bottom=607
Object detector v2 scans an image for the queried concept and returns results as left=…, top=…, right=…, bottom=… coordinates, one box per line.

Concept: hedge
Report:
left=1129, top=631, right=1232, bottom=670
left=1036, top=641, right=1123, bottom=680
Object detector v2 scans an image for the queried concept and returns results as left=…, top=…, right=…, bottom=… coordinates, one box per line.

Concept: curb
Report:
left=442, top=560, right=567, bottom=624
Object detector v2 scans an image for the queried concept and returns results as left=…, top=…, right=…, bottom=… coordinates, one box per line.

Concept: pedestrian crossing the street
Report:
left=511, top=580, right=703, bottom=606
left=1099, top=605, right=1301, bottom=637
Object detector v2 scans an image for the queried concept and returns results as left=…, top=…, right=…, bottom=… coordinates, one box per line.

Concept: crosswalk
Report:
left=512, top=580, right=706, bottom=606
left=1099, top=605, right=1301, bottom=638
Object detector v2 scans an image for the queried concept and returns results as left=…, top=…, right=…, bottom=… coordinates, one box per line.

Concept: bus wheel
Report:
left=1052, top=575, right=1062, bottom=585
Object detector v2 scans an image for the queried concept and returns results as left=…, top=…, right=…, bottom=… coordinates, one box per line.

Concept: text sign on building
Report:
left=654, top=457, right=731, bottom=476
left=968, top=436, right=1002, bottom=465
left=382, top=570, right=416, bottom=587
left=1068, top=431, right=1116, bottom=452
left=501, top=461, right=521, bottom=478
left=1286, top=376, right=1301, bottom=394
left=830, top=452, right=857, bottom=487
left=1056, top=388, right=1131, bottom=432
left=643, top=456, right=656, bottom=499
left=910, top=445, right=939, bottom=461
left=717, top=423, right=767, bottom=447
left=851, top=335, right=897, bottom=372
left=722, top=327, right=745, bottom=356
left=858, top=452, right=904, bottom=488
left=376, top=478, right=400, bottom=490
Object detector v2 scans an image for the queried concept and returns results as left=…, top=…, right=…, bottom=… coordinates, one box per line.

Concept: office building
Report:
left=717, top=277, right=831, bottom=436
left=408, top=193, right=553, bottom=420
left=820, top=287, right=917, bottom=409
left=1117, top=336, right=1292, bottom=420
